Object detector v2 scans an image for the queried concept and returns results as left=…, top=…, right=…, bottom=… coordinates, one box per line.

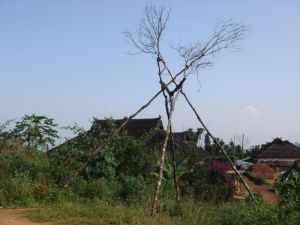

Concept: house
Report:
left=252, top=138, right=300, bottom=171
left=50, top=117, right=164, bottom=153
left=91, top=117, right=164, bottom=140
left=51, top=117, right=209, bottom=160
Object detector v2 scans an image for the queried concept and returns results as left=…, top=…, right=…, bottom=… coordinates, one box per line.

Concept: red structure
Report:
left=250, top=163, right=274, bottom=179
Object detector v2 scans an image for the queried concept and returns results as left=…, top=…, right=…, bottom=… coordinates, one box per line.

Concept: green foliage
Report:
left=1, top=116, right=299, bottom=225
left=85, top=178, right=116, bottom=200
left=12, top=114, right=59, bottom=150
left=186, top=128, right=204, bottom=146
left=119, top=176, right=144, bottom=204
left=0, top=119, right=14, bottom=139
left=244, top=171, right=269, bottom=186
left=0, top=150, right=60, bottom=206
left=185, top=163, right=234, bottom=203
left=0, top=119, right=23, bottom=153
left=113, top=132, right=153, bottom=178
left=28, top=201, right=298, bottom=225
left=216, top=202, right=282, bottom=225
left=204, top=132, right=211, bottom=152
left=245, top=191, right=263, bottom=204
left=248, top=145, right=261, bottom=157
left=151, top=159, right=190, bottom=186
left=275, top=160, right=300, bottom=222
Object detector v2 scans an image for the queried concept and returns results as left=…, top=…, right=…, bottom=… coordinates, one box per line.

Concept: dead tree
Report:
left=64, top=5, right=255, bottom=211
left=125, top=5, right=255, bottom=214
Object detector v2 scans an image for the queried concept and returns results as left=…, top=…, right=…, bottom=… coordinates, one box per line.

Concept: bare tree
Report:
left=125, top=5, right=254, bottom=214
left=64, top=5, right=255, bottom=212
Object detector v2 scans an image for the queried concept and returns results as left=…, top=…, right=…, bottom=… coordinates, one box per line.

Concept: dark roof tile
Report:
left=257, top=138, right=300, bottom=159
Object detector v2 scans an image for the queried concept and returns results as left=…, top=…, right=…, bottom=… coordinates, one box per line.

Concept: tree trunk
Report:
left=151, top=98, right=175, bottom=215
left=169, top=124, right=180, bottom=202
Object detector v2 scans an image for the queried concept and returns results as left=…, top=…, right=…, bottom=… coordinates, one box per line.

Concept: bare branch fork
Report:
left=64, top=5, right=255, bottom=213
left=125, top=5, right=254, bottom=213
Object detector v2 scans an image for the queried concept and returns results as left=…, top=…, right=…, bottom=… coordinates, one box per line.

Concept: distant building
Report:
left=50, top=117, right=209, bottom=160
left=51, top=117, right=164, bottom=153
left=252, top=138, right=300, bottom=171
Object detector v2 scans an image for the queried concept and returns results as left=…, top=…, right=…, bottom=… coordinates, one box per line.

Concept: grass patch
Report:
left=27, top=200, right=285, bottom=225
left=244, top=171, right=270, bottom=186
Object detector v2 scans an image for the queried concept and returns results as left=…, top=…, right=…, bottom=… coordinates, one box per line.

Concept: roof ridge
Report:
left=257, top=138, right=300, bottom=159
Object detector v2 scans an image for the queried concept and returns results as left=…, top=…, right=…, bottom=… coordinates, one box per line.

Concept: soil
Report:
left=245, top=178, right=278, bottom=204
left=0, top=209, right=50, bottom=225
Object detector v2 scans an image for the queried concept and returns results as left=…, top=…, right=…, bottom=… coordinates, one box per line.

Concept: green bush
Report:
left=244, top=171, right=269, bottom=186
left=217, top=203, right=281, bottom=225
left=33, top=183, right=60, bottom=202
left=186, top=164, right=234, bottom=203
left=119, top=176, right=143, bottom=204
left=245, top=191, right=263, bottom=204
left=275, top=160, right=300, bottom=223
left=85, top=178, right=115, bottom=200
left=0, top=172, right=35, bottom=206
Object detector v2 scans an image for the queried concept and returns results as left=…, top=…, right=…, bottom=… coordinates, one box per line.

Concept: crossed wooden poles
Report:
left=63, top=70, right=255, bottom=213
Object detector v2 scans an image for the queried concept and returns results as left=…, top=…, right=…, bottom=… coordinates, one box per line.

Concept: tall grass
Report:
left=28, top=200, right=285, bottom=225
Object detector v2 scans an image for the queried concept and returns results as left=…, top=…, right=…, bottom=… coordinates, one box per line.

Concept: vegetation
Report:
left=274, top=160, right=300, bottom=223
left=27, top=201, right=289, bottom=225
left=244, top=171, right=270, bottom=186
left=0, top=115, right=299, bottom=224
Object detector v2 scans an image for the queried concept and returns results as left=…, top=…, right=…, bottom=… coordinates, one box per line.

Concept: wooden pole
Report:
left=63, top=71, right=184, bottom=188
left=152, top=98, right=175, bottom=215
left=180, top=91, right=256, bottom=201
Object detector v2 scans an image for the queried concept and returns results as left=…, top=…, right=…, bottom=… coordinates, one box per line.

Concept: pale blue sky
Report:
left=0, top=1, right=299, bottom=146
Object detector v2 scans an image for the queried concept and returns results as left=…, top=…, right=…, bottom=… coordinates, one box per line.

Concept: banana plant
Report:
left=151, top=158, right=190, bottom=184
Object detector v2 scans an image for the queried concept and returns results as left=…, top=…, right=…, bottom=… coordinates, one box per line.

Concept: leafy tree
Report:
left=210, top=138, right=225, bottom=155
left=204, top=133, right=211, bottom=152
left=186, top=128, right=204, bottom=146
left=12, top=114, right=59, bottom=150
left=248, top=145, right=261, bottom=158
left=0, top=119, right=19, bottom=152
left=0, top=119, right=14, bottom=140
left=275, top=160, right=300, bottom=222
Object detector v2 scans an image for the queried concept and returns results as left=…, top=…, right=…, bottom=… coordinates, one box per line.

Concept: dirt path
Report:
left=0, top=209, right=50, bottom=225
left=245, top=178, right=278, bottom=204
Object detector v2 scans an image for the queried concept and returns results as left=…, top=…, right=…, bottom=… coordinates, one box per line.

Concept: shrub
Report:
left=207, top=160, right=230, bottom=176
left=85, top=178, right=115, bottom=200
left=244, top=171, right=269, bottom=186
left=71, top=177, right=88, bottom=197
left=245, top=191, right=263, bottom=204
left=275, top=160, right=300, bottom=222
left=1, top=172, right=35, bottom=206
left=119, top=176, right=143, bottom=204
left=218, top=203, right=281, bottom=225
left=33, top=183, right=60, bottom=202
left=187, top=161, right=234, bottom=203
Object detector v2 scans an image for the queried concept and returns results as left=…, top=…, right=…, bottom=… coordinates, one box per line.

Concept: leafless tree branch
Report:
left=124, top=6, right=253, bottom=213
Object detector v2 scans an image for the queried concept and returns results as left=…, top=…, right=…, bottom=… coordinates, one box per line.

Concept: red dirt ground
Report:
left=0, top=209, right=50, bottom=225
left=245, top=178, right=278, bottom=204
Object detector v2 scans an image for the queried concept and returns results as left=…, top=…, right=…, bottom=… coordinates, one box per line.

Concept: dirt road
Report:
left=0, top=209, right=50, bottom=225
left=244, top=178, right=277, bottom=204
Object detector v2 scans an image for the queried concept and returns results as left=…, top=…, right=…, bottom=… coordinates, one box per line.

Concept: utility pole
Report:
left=241, top=133, right=244, bottom=159
left=233, top=135, right=236, bottom=160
